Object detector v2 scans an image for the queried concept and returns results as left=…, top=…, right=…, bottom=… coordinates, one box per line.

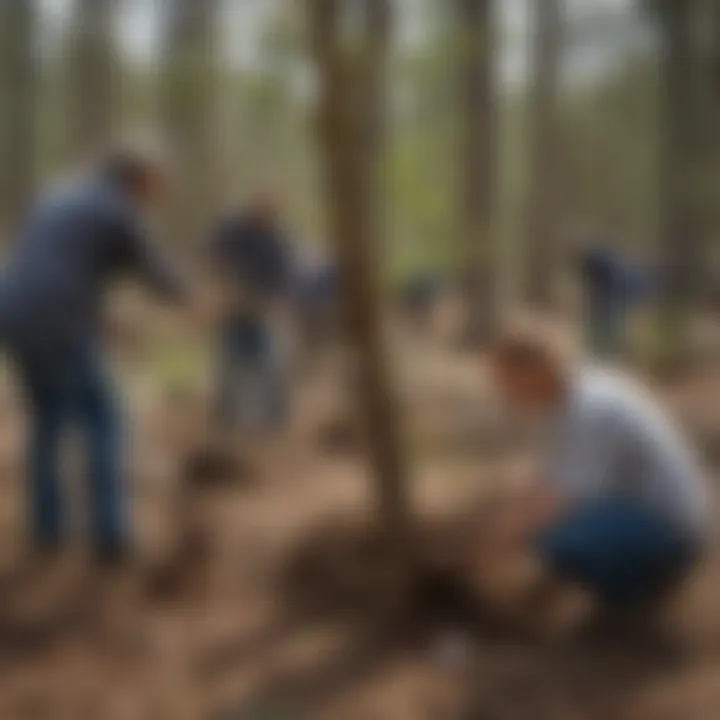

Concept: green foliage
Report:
left=19, top=0, right=720, bottom=294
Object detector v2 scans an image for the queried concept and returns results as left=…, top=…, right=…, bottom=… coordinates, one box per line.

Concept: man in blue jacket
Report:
left=0, top=146, right=187, bottom=564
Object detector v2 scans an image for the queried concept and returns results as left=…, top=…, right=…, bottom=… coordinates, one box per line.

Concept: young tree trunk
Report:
left=457, top=0, right=497, bottom=345
left=656, top=0, right=701, bottom=363
left=709, top=0, right=720, bottom=95
left=68, top=0, right=117, bottom=157
left=524, top=0, right=562, bottom=307
left=160, top=0, right=219, bottom=250
left=0, top=0, right=38, bottom=235
left=309, top=0, right=413, bottom=563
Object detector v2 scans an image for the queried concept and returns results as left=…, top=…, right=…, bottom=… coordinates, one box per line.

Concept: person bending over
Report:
left=0, top=144, right=187, bottom=565
left=207, top=191, right=292, bottom=432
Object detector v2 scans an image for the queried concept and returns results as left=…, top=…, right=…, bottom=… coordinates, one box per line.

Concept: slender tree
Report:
left=457, top=0, right=497, bottom=344
left=308, top=0, right=413, bottom=562
left=0, top=0, right=38, bottom=235
left=654, top=0, right=702, bottom=359
left=713, top=0, right=720, bottom=95
left=524, top=0, right=562, bottom=307
left=68, top=0, right=117, bottom=157
left=160, top=0, right=219, bottom=249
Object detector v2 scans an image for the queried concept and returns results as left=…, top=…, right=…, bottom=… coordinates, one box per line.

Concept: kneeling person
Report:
left=489, top=334, right=710, bottom=613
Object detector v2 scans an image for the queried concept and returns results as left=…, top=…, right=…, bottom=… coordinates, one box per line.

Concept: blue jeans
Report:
left=216, top=317, right=287, bottom=430
left=18, top=346, right=126, bottom=557
left=536, top=500, right=697, bottom=607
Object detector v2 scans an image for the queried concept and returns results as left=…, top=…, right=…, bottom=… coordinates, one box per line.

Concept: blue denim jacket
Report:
left=0, top=174, right=185, bottom=357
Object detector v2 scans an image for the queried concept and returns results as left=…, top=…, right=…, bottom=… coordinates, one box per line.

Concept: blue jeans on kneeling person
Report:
left=536, top=500, right=698, bottom=607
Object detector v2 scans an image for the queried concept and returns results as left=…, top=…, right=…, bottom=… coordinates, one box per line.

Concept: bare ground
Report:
left=1, top=324, right=720, bottom=719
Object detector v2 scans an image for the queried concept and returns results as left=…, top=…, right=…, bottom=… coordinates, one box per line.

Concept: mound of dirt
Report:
left=182, top=445, right=254, bottom=489
left=278, top=516, right=495, bottom=636
left=315, top=415, right=362, bottom=455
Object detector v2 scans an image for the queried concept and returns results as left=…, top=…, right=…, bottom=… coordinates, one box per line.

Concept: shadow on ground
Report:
left=204, top=513, right=696, bottom=720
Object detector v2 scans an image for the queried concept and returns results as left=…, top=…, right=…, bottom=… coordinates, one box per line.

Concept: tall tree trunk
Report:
left=457, top=0, right=497, bottom=345
left=710, top=0, right=720, bottom=95
left=656, top=0, right=700, bottom=362
left=524, top=0, right=562, bottom=307
left=309, top=0, right=413, bottom=563
left=68, top=0, right=117, bottom=157
left=0, top=0, right=38, bottom=236
left=160, top=0, right=219, bottom=250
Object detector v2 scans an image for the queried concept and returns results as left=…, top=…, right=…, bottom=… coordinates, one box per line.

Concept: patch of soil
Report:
left=182, top=445, right=254, bottom=490
left=278, top=516, right=497, bottom=638
left=142, top=546, right=209, bottom=604
left=316, top=415, right=362, bottom=455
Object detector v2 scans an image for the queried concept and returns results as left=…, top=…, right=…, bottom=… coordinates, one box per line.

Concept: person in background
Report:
left=0, top=144, right=187, bottom=565
left=398, top=270, right=447, bottom=331
left=577, top=242, right=656, bottom=359
left=207, top=191, right=292, bottom=432
left=476, top=330, right=709, bottom=631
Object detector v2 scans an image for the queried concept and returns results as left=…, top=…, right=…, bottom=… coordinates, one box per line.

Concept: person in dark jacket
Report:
left=207, top=192, right=292, bottom=431
left=0, top=146, right=186, bottom=563
left=577, top=243, right=655, bottom=359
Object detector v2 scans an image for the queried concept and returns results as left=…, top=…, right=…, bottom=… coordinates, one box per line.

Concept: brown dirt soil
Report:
left=1, top=326, right=720, bottom=719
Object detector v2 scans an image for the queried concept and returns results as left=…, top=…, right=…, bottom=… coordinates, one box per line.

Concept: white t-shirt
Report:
left=544, top=367, right=711, bottom=543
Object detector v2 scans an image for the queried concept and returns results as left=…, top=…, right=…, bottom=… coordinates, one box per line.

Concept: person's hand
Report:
left=104, top=304, right=147, bottom=360
left=194, top=272, right=245, bottom=327
left=495, top=489, right=560, bottom=551
left=495, top=504, right=534, bottom=551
